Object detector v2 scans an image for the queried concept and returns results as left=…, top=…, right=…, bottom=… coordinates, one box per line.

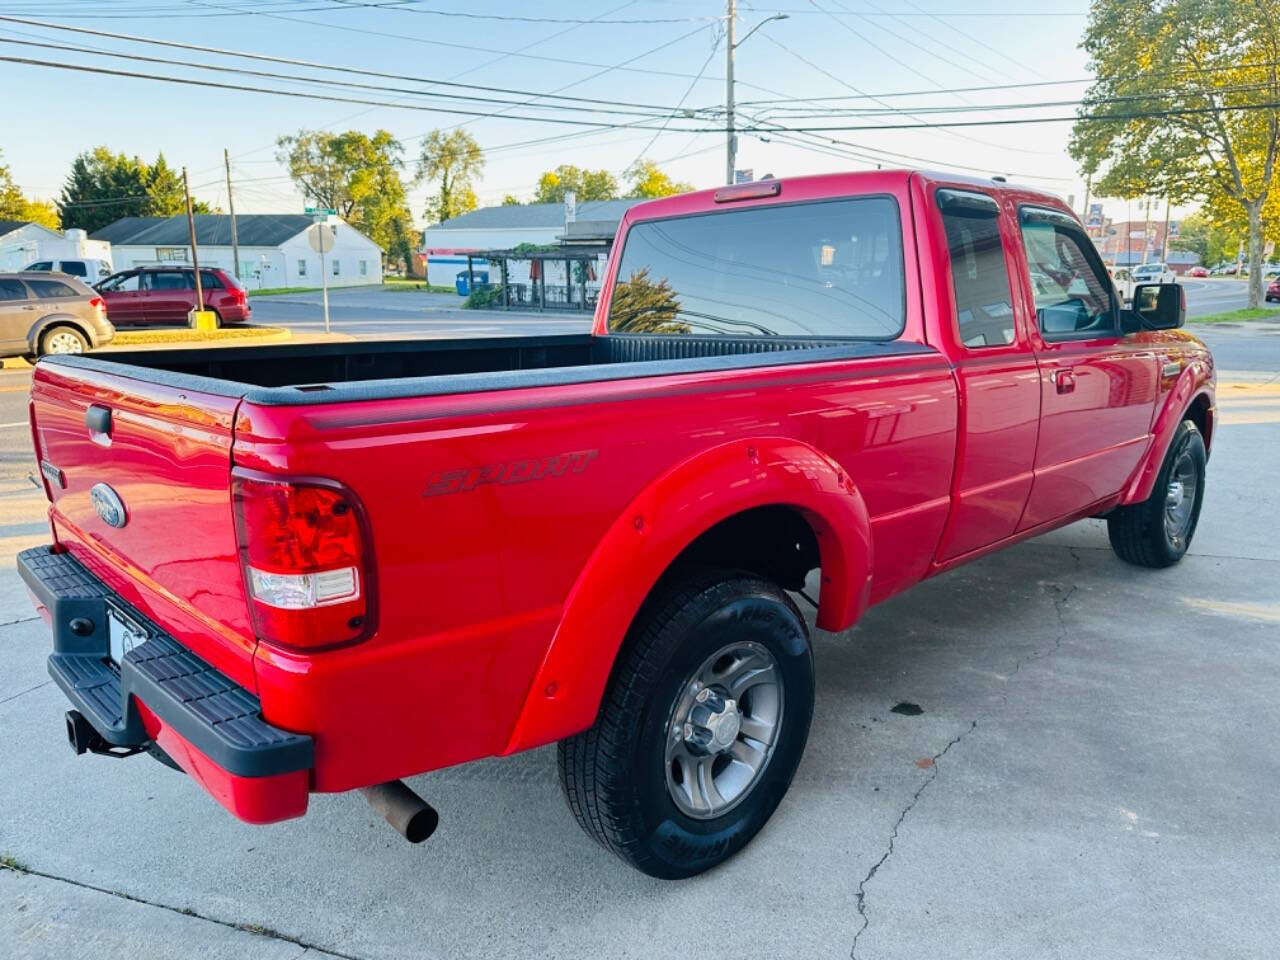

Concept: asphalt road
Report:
left=2, top=329, right=1279, bottom=959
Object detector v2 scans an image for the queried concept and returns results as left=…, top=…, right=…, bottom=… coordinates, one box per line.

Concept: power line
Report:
left=626, top=31, right=724, bottom=171
left=0, top=53, right=714, bottom=130
left=0, top=15, right=712, bottom=114
left=0, top=35, right=692, bottom=121
left=314, top=1, right=725, bottom=26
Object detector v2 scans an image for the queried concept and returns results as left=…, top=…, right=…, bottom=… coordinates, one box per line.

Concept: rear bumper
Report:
left=18, top=545, right=313, bottom=824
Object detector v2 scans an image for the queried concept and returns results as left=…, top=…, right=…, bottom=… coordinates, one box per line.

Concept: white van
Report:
left=23, top=258, right=114, bottom=285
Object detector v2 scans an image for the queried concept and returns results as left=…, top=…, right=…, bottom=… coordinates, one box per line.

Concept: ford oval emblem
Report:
left=90, top=483, right=128, bottom=528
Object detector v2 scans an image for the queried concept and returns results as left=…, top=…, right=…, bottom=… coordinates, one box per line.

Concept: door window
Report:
left=25, top=261, right=53, bottom=271
left=199, top=270, right=224, bottom=289
left=58, top=261, right=88, bottom=277
left=0, top=279, right=28, bottom=301
left=100, top=272, right=141, bottom=292
left=937, top=190, right=1016, bottom=347
left=1019, top=208, right=1117, bottom=340
left=27, top=279, right=78, bottom=299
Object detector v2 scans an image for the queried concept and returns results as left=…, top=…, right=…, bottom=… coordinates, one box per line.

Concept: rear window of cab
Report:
left=606, top=196, right=906, bottom=340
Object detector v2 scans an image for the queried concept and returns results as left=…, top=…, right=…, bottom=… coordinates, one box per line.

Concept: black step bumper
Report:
left=18, top=545, right=313, bottom=780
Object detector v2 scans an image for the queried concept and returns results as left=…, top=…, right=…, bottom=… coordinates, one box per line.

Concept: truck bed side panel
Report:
left=236, top=352, right=957, bottom=791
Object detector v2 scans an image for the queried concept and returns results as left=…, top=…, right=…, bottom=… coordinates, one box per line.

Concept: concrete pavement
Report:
left=1, top=335, right=1278, bottom=959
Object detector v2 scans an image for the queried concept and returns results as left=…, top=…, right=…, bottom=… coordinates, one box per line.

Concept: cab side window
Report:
left=938, top=190, right=1016, bottom=347
left=1019, top=208, right=1116, bottom=340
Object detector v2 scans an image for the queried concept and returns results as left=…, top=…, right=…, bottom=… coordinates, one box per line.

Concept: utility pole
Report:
left=182, top=166, right=203, bottom=328
left=224, top=148, right=240, bottom=281
left=1161, top=198, right=1172, bottom=263
left=725, top=0, right=736, bottom=186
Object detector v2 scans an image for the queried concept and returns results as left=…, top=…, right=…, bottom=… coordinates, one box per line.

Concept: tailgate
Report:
left=30, top=359, right=256, bottom=690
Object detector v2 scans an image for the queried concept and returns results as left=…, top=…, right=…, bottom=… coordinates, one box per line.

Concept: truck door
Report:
left=1015, top=206, right=1159, bottom=529
left=931, top=188, right=1041, bottom=561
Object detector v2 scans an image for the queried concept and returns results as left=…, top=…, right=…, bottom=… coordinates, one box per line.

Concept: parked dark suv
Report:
left=0, top=272, right=115, bottom=358
left=97, top=266, right=251, bottom=326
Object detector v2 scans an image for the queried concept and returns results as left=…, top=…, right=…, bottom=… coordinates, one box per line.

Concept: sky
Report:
left=0, top=0, right=1179, bottom=228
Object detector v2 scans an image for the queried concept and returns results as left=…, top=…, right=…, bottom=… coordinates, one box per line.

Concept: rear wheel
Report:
left=39, top=325, right=88, bottom=356
left=1108, top=419, right=1206, bottom=567
left=558, top=567, right=814, bottom=878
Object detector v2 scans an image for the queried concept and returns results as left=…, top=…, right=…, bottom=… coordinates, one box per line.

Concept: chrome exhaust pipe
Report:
left=360, top=780, right=439, bottom=843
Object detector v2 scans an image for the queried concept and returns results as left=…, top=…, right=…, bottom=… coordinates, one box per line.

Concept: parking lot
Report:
left=2, top=324, right=1279, bottom=959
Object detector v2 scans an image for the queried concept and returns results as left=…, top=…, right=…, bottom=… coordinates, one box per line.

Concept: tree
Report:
left=501, top=194, right=523, bottom=206
left=58, top=147, right=211, bottom=233
left=0, top=150, right=59, bottom=230
left=277, top=129, right=416, bottom=269
left=624, top=159, right=693, bottom=199
left=533, top=164, right=618, bottom=204
left=418, top=129, right=483, bottom=223
left=1069, top=0, right=1280, bottom=306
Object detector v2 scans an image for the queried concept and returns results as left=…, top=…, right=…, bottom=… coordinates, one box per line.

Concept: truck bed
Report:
left=48, top=333, right=932, bottom=404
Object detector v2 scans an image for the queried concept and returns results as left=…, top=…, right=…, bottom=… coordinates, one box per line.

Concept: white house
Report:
left=0, top=221, right=113, bottom=272
left=91, top=214, right=383, bottom=289
left=420, top=199, right=641, bottom=286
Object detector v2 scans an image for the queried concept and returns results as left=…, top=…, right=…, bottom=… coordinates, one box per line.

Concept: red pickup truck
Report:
left=20, top=171, right=1214, bottom=878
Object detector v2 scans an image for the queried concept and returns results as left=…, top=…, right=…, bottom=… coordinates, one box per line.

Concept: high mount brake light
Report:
left=713, top=180, right=781, bottom=203
left=232, top=471, right=375, bottom=651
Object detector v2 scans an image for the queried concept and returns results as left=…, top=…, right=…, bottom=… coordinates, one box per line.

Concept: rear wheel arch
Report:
left=502, top=437, right=872, bottom=756
left=31, top=317, right=92, bottom=355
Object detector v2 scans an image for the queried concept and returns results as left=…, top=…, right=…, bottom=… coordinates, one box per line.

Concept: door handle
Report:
left=1054, top=370, right=1076, bottom=394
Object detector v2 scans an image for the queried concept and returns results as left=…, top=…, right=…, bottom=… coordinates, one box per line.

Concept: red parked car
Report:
left=1187, top=266, right=1209, bottom=278
left=20, top=170, right=1214, bottom=878
left=96, top=266, right=251, bottom=326
left=1267, top=278, right=1280, bottom=302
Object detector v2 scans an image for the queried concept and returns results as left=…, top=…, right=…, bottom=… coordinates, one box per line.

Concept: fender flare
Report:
left=502, top=436, right=872, bottom=755
left=27, top=314, right=91, bottom=354
left=1123, top=361, right=1215, bottom=505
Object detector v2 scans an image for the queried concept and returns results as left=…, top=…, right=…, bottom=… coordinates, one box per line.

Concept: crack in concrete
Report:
left=0, top=679, right=50, bottom=705
left=1, top=861, right=364, bottom=960
left=850, top=720, right=977, bottom=960
left=850, top=551, right=1081, bottom=959
left=0, top=615, right=39, bottom=627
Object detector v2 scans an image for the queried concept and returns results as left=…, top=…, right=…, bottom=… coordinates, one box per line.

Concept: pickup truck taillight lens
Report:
left=231, top=471, right=375, bottom=651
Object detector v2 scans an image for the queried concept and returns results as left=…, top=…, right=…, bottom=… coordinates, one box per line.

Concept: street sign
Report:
left=307, top=223, right=336, bottom=254
left=305, top=206, right=337, bottom=216
left=734, top=168, right=754, bottom=184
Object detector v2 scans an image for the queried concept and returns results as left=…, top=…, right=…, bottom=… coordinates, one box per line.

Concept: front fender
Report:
left=1123, top=359, right=1215, bottom=505
left=502, top=436, right=872, bottom=755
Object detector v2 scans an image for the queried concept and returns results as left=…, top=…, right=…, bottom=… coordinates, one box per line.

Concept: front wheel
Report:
left=1107, top=419, right=1206, bottom=567
left=558, top=567, right=814, bottom=878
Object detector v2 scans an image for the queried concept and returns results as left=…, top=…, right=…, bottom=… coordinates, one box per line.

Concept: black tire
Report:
left=1107, top=419, right=1206, bottom=568
left=38, top=324, right=89, bottom=357
left=558, top=567, right=814, bottom=878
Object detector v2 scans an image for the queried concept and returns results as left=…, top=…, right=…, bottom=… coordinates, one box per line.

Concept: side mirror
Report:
left=1130, top=282, right=1184, bottom=330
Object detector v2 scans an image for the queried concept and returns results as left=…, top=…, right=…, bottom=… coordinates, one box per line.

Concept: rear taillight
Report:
left=89, top=296, right=106, bottom=320
left=232, top=470, right=375, bottom=651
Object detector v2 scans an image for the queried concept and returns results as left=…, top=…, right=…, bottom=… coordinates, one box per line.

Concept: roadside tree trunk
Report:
left=1246, top=199, right=1264, bottom=308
